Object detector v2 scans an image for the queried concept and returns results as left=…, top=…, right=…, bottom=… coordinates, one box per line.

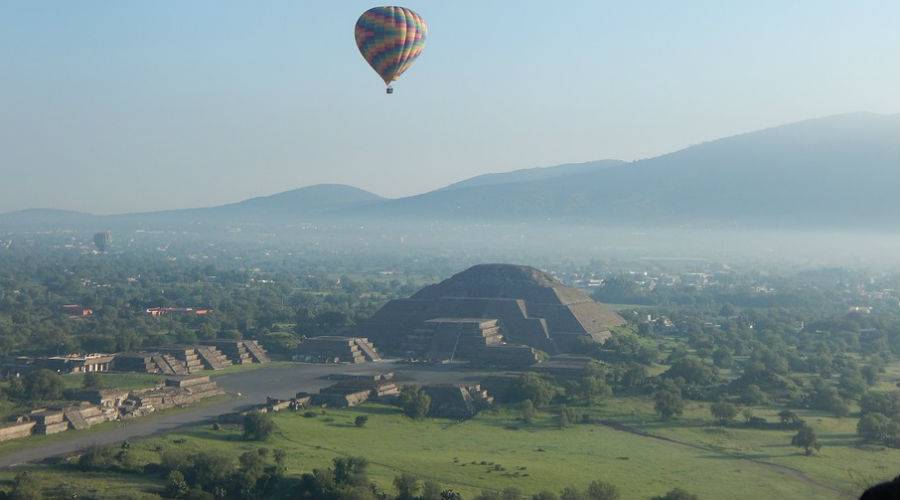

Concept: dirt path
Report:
left=598, top=419, right=853, bottom=499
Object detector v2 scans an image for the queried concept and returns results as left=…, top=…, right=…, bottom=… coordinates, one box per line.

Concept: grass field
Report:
left=62, top=372, right=164, bottom=391
left=13, top=396, right=895, bottom=499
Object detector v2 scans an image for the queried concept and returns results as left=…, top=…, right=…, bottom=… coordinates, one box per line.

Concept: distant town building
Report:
left=2, top=353, right=114, bottom=376
left=145, top=307, right=213, bottom=317
left=61, top=304, right=93, bottom=318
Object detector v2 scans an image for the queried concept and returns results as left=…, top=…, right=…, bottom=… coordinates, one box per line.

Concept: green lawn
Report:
left=45, top=399, right=884, bottom=500
left=62, top=372, right=164, bottom=391
left=0, top=467, right=162, bottom=499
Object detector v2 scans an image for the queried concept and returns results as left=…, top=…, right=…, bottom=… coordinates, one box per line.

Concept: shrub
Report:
left=791, top=425, right=821, bottom=456
left=9, top=471, right=43, bottom=500
left=394, top=473, right=421, bottom=500
left=166, top=470, right=189, bottom=498
left=354, top=415, right=369, bottom=427
left=651, top=488, right=699, bottom=500
left=82, top=371, right=104, bottom=390
left=521, top=399, right=537, bottom=424
left=654, top=390, right=684, bottom=420
left=399, top=386, right=431, bottom=419
left=586, top=479, right=620, bottom=500
left=710, top=402, right=738, bottom=425
left=243, top=412, right=276, bottom=441
left=23, top=369, right=64, bottom=401
left=857, top=412, right=900, bottom=446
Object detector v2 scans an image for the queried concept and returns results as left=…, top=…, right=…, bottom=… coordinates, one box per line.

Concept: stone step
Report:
left=354, top=339, right=381, bottom=361
left=63, top=409, right=89, bottom=431
left=243, top=341, right=271, bottom=363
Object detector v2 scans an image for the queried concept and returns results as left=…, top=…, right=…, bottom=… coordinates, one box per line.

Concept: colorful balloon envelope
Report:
left=355, top=6, right=427, bottom=92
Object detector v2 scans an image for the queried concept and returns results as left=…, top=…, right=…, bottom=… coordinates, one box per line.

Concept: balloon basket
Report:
left=386, top=87, right=394, bottom=94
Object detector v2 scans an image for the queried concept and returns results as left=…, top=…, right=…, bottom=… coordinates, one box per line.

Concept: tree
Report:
left=580, top=376, right=612, bottom=403
left=243, top=412, right=276, bottom=441
left=557, top=406, right=577, bottom=429
left=24, top=369, right=64, bottom=401
left=861, top=365, right=879, bottom=386
left=165, top=470, right=189, bottom=498
left=82, top=371, right=104, bottom=390
left=586, top=480, right=620, bottom=500
left=394, top=473, right=421, bottom=500
left=712, top=348, right=734, bottom=368
left=651, top=488, right=699, bottom=500
left=399, top=386, right=431, bottom=419
left=662, top=357, right=719, bottom=386
left=354, top=415, right=369, bottom=428
left=532, top=492, right=560, bottom=500
left=654, top=390, right=684, bottom=420
left=421, top=480, right=443, bottom=500
left=839, top=369, right=867, bottom=400
left=511, top=373, right=559, bottom=406
left=857, top=412, right=900, bottom=445
left=778, top=410, right=803, bottom=428
left=332, top=456, right=369, bottom=487
left=187, top=452, right=235, bottom=491
left=860, top=391, right=900, bottom=420
left=741, top=408, right=755, bottom=424
left=741, top=384, right=768, bottom=405
left=710, top=402, right=738, bottom=425
left=560, top=487, right=587, bottom=500
left=521, top=399, right=537, bottom=424
left=791, top=425, right=821, bottom=456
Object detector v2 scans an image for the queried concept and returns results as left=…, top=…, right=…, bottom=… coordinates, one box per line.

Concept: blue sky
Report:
left=1, top=1, right=898, bottom=213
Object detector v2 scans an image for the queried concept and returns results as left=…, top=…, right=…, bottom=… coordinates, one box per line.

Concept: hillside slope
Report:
left=361, top=113, right=899, bottom=228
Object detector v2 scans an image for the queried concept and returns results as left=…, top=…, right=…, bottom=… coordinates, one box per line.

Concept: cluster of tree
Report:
left=856, top=391, right=900, bottom=447
left=243, top=412, right=277, bottom=441
left=398, top=386, right=432, bottom=419
left=3, top=369, right=65, bottom=403
left=472, top=480, right=621, bottom=500
left=159, top=447, right=287, bottom=499
left=0, top=247, right=425, bottom=358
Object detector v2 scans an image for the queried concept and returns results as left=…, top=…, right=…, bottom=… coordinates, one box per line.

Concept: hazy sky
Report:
left=1, top=1, right=898, bottom=214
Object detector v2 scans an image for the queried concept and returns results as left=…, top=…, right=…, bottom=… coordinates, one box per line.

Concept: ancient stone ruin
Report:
left=113, top=341, right=267, bottom=375
left=360, top=264, right=625, bottom=361
left=122, top=375, right=224, bottom=417
left=295, top=336, right=381, bottom=363
left=422, top=384, right=494, bottom=420
left=200, top=340, right=271, bottom=365
left=0, top=375, right=224, bottom=443
left=311, top=372, right=399, bottom=407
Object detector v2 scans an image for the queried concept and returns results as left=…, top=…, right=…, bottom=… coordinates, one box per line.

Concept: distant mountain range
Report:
left=2, top=112, right=898, bottom=230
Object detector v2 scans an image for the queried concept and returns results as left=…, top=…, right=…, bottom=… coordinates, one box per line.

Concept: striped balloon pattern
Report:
left=355, top=6, right=427, bottom=86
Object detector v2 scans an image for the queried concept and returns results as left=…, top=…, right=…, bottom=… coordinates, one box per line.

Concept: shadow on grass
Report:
left=348, top=405, right=403, bottom=416
left=184, top=428, right=244, bottom=442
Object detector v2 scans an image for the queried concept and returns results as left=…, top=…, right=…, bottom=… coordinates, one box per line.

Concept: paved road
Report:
left=0, top=361, right=495, bottom=469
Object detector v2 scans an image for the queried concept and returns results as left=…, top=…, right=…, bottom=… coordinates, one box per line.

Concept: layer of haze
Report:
left=1, top=0, right=898, bottom=214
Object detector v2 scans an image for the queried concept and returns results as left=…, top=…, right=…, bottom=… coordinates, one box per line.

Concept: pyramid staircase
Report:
left=63, top=408, right=89, bottom=430
left=157, top=347, right=204, bottom=373
left=354, top=338, right=381, bottom=362
left=242, top=340, right=271, bottom=363
left=151, top=354, right=188, bottom=375
left=195, top=345, right=232, bottom=370
left=201, top=340, right=268, bottom=365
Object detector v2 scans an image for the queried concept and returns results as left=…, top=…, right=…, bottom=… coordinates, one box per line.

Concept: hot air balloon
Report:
left=354, top=6, right=427, bottom=94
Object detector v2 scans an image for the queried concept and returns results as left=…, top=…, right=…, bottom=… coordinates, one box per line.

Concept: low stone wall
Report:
left=0, top=421, right=36, bottom=442
left=0, top=375, right=225, bottom=444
